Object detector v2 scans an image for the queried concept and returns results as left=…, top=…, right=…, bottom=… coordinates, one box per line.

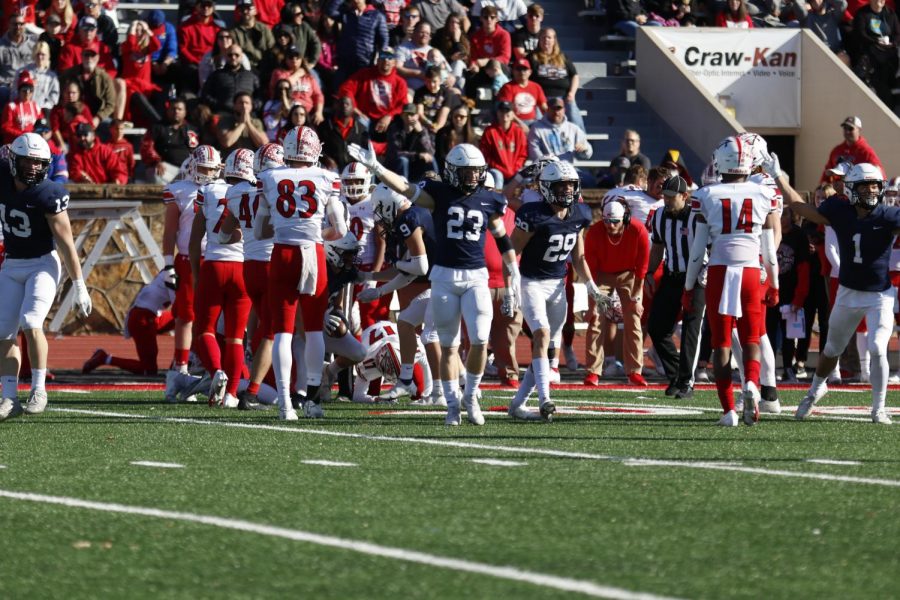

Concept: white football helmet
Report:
left=738, top=132, right=768, bottom=172
left=192, top=145, right=222, bottom=185
left=371, top=183, right=409, bottom=227
left=444, top=143, right=486, bottom=193
left=845, top=163, right=885, bottom=209
left=341, top=162, right=372, bottom=201
left=325, top=231, right=361, bottom=269
left=283, top=125, right=322, bottom=164
left=884, top=176, right=900, bottom=206
left=9, top=132, right=51, bottom=185
left=712, top=135, right=752, bottom=176
left=700, top=159, right=720, bottom=187
left=539, top=161, right=580, bottom=207
left=177, top=156, right=195, bottom=182
left=224, top=148, right=256, bottom=183
left=254, top=142, right=284, bottom=173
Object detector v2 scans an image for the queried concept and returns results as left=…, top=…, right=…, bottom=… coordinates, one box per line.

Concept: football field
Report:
left=1, top=384, right=898, bottom=599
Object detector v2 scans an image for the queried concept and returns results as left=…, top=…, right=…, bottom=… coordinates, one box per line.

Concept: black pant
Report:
left=648, top=271, right=706, bottom=386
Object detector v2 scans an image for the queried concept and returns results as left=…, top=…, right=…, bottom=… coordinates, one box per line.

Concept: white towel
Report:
left=718, top=265, right=743, bottom=319
left=297, top=243, right=319, bottom=295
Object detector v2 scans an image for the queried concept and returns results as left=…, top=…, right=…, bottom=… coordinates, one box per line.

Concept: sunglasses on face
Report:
left=227, top=52, right=242, bottom=57
left=482, top=14, right=498, bottom=20
left=454, top=114, right=468, bottom=119
left=550, top=105, right=565, bottom=111
left=603, top=218, right=622, bottom=224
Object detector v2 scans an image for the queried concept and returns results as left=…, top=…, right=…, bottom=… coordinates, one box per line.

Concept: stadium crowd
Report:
left=0, top=0, right=897, bottom=428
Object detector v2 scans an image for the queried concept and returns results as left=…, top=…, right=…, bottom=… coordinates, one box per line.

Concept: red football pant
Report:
left=705, top=265, right=762, bottom=349
left=244, top=259, right=273, bottom=349
left=172, top=254, right=196, bottom=322
left=356, top=263, right=392, bottom=329
left=269, top=243, right=329, bottom=334
left=109, top=307, right=176, bottom=375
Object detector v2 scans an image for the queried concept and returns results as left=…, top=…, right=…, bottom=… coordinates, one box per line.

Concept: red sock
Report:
left=174, top=348, right=189, bottom=367
left=223, top=342, right=243, bottom=395
left=716, top=376, right=734, bottom=413
left=195, top=334, right=222, bottom=374
left=412, top=363, right=425, bottom=399
left=744, top=359, right=761, bottom=388
left=247, top=381, right=260, bottom=395
left=368, top=377, right=382, bottom=396
left=110, top=356, right=148, bottom=375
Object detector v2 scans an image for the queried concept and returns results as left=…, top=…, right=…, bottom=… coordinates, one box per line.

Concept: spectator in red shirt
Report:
left=821, top=115, right=883, bottom=180
left=479, top=101, right=527, bottom=187
left=1, top=70, right=40, bottom=144
left=715, top=0, right=754, bottom=27
left=496, top=58, right=547, bottom=127
left=68, top=121, right=128, bottom=184
left=114, top=20, right=163, bottom=123
left=469, top=6, right=512, bottom=71
left=177, top=0, right=222, bottom=93
left=56, top=15, right=117, bottom=78
left=338, top=48, right=408, bottom=146
left=50, top=79, right=93, bottom=152
left=484, top=201, right=522, bottom=387
left=108, top=119, right=136, bottom=182
left=255, top=0, right=287, bottom=27
left=583, top=200, right=650, bottom=386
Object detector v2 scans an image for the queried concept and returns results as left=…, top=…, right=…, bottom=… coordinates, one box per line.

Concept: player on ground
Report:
left=683, top=135, right=780, bottom=427
left=218, top=142, right=284, bottom=410
left=0, top=133, right=92, bottom=421
left=783, top=163, right=900, bottom=424
left=161, top=153, right=203, bottom=375
left=255, top=126, right=349, bottom=420
left=349, top=141, right=520, bottom=426
left=508, top=161, right=606, bottom=421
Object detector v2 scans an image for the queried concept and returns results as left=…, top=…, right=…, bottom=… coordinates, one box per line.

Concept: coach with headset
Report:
left=583, top=199, right=651, bottom=386
left=645, top=175, right=706, bottom=399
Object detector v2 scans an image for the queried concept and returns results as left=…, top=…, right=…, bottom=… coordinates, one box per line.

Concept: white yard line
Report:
left=470, top=458, right=527, bottom=467
left=50, top=408, right=900, bottom=488
left=301, top=460, right=358, bottom=467
left=130, top=461, right=185, bottom=469
left=0, top=488, right=681, bottom=600
left=807, top=459, right=863, bottom=466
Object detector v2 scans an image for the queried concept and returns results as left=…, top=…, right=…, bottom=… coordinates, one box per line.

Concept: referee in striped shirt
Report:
left=646, top=175, right=706, bottom=398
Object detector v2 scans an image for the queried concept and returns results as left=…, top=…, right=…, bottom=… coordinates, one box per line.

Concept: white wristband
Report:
left=164, top=254, right=174, bottom=265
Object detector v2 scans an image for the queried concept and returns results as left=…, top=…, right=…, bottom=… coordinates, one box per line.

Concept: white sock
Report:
left=431, top=379, right=444, bottom=399
left=549, top=353, right=559, bottom=369
left=510, top=366, right=535, bottom=410
left=810, top=374, right=828, bottom=397
left=399, top=363, right=414, bottom=382
left=463, top=371, right=483, bottom=401
left=292, top=334, right=306, bottom=394
left=441, top=379, right=459, bottom=408
left=31, top=368, right=46, bottom=391
left=760, top=334, right=776, bottom=387
left=856, top=332, right=870, bottom=378
left=870, top=350, right=888, bottom=412
left=533, top=357, right=550, bottom=403
left=273, top=332, right=293, bottom=408
left=304, top=331, right=325, bottom=387
left=2, top=375, right=17, bottom=398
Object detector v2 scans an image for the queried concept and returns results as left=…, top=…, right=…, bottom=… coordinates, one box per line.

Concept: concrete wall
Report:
left=636, top=28, right=900, bottom=189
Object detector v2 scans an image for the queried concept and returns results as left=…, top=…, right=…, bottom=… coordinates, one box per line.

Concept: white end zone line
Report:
left=49, top=408, right=900, bottom=488
left=0, top=488, right=682, bottom=600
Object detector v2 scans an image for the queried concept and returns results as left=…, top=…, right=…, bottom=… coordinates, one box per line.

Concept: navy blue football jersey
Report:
left=327, top=262, right=359, bottom=297
left=819, top=195, right=900, bottom=292
left=0, top=163, right=69, bottom=259
left=421, top=181, right=507, bottom=270
left=388, top=205, right=437, bottom=283
left=516, top=201, right=592, bottom=279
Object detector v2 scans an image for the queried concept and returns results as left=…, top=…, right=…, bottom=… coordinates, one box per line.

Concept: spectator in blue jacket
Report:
left=331, top=0, right=389, bottom=87
left=34, top=116, right=69, bottom=183
left=145, top=9, right=178, bottom=86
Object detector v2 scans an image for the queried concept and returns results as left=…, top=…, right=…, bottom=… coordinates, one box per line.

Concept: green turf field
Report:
left=1, top=387, right=898, bottom=599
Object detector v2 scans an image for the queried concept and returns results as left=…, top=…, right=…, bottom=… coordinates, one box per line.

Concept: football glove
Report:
left=501, top=287, right=519, bottom=317
left=763, top=286, right=779, bottom=307
left=347, top=141, right=381, bottom=174
left=681, top=289, right=694, bottom=314
left=324, top=309, right=348, bottom=337
left=162, top=264, right=178, bottom=290
left=761, top=150, right=782, bottom=179
left=73, top=279, right=92, bottom=318
left=357, top=287, right=381, bottom=303
left=586, top=281, right=606, bottom=307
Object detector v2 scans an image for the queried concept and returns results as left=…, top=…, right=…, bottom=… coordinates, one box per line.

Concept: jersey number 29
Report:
left=543, top=233, right=576, bottom=262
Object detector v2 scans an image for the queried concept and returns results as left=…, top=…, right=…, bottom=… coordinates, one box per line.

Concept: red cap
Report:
left=17, top=70, right=34, bottom=88
left=513, top=58, right=531, bottom=70
left=82, top=40, right=101, bottom=55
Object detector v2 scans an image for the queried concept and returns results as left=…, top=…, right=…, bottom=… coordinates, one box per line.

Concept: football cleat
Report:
left=795, top=384, right=828, bottom=420
left=222, top=393, right=239, bottom=409
left=24, top=388, right=48, bottom=415
left=431, top=391, right=447, bottom=408
left=694, top=368, right=710, bottom=383
left=164, top=370, right=180, bottom=404
left=759, top=399, right=782, bottom=414
left=742, top=382, right=760, bottom=426
left=208, top=370, right=228, bottom=407
left=539, top=400, right=556, bottom=422
left=465, top=397, right=485, bottom=426
left=303, top=400, right=324, bottom=419
left=279, top=406, right=299, bottom=421
left=889, top=372, right=900, bottom=384
left=563, top=345, right=581, bottom=371
left=665, top=381, right=679, bottom=397
left=381, top=379, right=417, bottom=401
left=445, top=400, right=461, bottom=426
left=872, top=409, right=893, bottom=425
left=549, top=367, right=561, bottom=384
left=82, top=348, right=108, bottom=374
left=237, top=390, right=266, bottom=411
left=0, top=397, right=23, bottom=421
left=675, top=385, right=694, bottom=400
left=717, top=410, right=739, bottom=427
left=409, top=397, right=433, bottom=406
left=509, top=405, right=542, bottom=421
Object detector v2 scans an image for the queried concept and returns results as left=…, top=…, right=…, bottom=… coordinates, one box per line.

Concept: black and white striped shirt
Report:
left=649, top=207, right=699, bottom=274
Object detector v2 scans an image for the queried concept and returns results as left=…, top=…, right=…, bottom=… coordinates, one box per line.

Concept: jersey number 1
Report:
left=721, top=198, right=753, bottom=234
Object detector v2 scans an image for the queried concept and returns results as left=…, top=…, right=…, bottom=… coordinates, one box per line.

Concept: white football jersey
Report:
left=257, top=165, right=340, bottom=245
left=749, top=172, right=783, bottom=216
left=132, top=271, right=176, bottom=315
left=358, top=320, right=426, bottom=382
left=347, top=197, right=377, bottom=266
left=196, top=181, right=243, bottom=262
left=691, top=181, right=777, bottom=268
left=602, top=184, right=658, bottom=226
left=163, top=179, right=203, bottom=256
left=225, top=180, right=272, bottom=262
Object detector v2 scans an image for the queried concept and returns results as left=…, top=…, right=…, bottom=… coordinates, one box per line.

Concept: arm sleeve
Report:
left=823, top=226, right=840, bottom=272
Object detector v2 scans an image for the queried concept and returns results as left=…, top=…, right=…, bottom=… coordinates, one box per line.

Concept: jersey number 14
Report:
left=721, top=198, right=754, bottom=234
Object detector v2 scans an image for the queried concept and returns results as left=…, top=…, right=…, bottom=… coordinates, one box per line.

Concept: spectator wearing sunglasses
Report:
left=468, top=6, right=511, bottom=71
left=201, top=44, right=259, bottom=115
left=527, top=96, right=594, bottom=186
left=821, top=116, right=882, bottom=181
left=472, top=0, right=529, bottom=31
left=230, top=0, right=275, bottom=67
